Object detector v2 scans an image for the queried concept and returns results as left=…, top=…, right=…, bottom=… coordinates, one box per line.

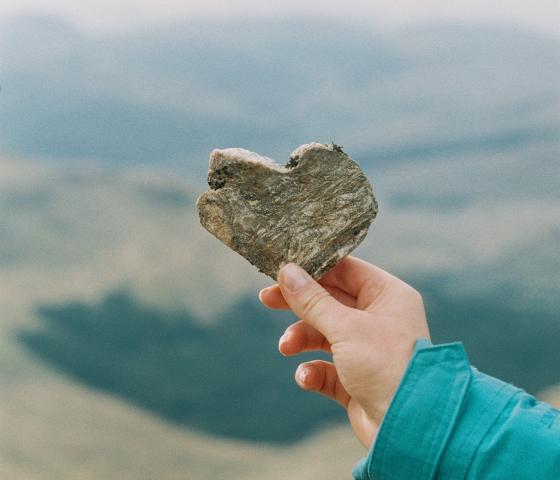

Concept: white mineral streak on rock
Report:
left=197, top=142, right=378, bottom=280
left=289, top=142, right=331, bottom=161
left=210, top=148, right=287, bottom=172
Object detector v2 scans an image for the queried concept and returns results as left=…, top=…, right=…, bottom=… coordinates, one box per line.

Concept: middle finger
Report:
left=279, top=320, right=331, bottom=356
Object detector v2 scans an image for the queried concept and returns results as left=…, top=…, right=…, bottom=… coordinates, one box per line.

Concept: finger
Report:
left=295, top=360, right=350, bottom=408
left=258, top=285, right=291, bottom=309
left=259, top=284, right=357, bottom=310
left=277, top=263, right=350, bottom=339
left=321, top=284, right=357, bottom=308
left=319, top=256, right=397, bottom=306
left=278, top=320, right=331, bottom=356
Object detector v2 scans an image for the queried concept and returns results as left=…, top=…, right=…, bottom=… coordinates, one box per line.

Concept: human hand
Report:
left=259, top=256, right=429, bottom=449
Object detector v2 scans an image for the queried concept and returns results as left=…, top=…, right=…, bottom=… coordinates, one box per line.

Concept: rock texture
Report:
left=196, top=142, right=378, bottom=280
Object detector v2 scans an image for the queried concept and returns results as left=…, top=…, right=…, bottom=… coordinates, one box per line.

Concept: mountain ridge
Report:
left=1, top=15, right=558, bottom=174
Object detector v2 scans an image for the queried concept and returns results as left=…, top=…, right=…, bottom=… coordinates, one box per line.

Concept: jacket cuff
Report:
left=353, top=340, right=519, bottom=479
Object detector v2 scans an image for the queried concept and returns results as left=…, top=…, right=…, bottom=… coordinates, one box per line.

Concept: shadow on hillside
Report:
left=17, top=281, right=560, bottom=443
left=17, top=291, right=342, bottom=444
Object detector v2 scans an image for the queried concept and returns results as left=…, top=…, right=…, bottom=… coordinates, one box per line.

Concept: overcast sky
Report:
left=1, top=0, right=559, bottom=35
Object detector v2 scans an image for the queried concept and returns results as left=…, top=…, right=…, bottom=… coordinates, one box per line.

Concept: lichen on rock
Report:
left=196, top=142, right=378, bottom=280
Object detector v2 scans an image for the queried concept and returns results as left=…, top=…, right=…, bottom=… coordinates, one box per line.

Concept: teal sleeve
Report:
left=352, top=340, right=560, bottom=479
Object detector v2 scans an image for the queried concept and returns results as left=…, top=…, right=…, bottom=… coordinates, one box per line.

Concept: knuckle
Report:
left=316, top=363, right=329, bottom=393
left=398, top=281, right=423, bottom=303
left=302, top=287, right=331, bottom=320
left=407, top=285, right=424, bottom=304
left=363, top=277, right=387, bottom=299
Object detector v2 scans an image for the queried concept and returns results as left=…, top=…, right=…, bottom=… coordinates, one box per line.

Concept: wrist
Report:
left=363, top=338, right=430, bottom=435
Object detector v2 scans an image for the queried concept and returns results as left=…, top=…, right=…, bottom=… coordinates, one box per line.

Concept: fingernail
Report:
left=258, top=286, right=274, bottom=302
left=278, top=333, right=289, bottom=354
left=278, top=263, right=309, bottom=293
left=297, top=366, right=309, bottom=384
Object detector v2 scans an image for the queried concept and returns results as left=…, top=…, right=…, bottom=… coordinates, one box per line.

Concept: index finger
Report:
left=259, top=283, right=357, bottom=310
left=319, top=256, right=395, bottom=302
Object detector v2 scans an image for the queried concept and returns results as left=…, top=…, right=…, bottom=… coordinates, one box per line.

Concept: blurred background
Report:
left=0, top=1, right=559, bottom=478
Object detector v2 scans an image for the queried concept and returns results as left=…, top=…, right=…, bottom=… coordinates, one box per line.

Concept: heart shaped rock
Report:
left=196, top=142, right=378, bottom=280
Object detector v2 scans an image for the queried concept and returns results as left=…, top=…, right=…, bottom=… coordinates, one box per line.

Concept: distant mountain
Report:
left=1, top=15, right=558, bottom=174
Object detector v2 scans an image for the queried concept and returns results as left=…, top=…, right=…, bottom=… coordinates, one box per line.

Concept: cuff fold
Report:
left=354, top=340, right=472, bottom=479
left=353, top=340, right=521, bottom=480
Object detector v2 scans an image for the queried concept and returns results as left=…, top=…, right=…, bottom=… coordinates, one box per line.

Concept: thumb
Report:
left=277, top=263, right=348, bottom=339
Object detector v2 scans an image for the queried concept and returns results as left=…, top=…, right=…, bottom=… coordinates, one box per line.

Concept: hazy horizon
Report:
left=0, top=0, right=558, bottom=36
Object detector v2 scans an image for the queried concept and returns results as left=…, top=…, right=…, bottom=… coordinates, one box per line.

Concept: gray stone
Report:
left=196, top=142, right=378, bottom=280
